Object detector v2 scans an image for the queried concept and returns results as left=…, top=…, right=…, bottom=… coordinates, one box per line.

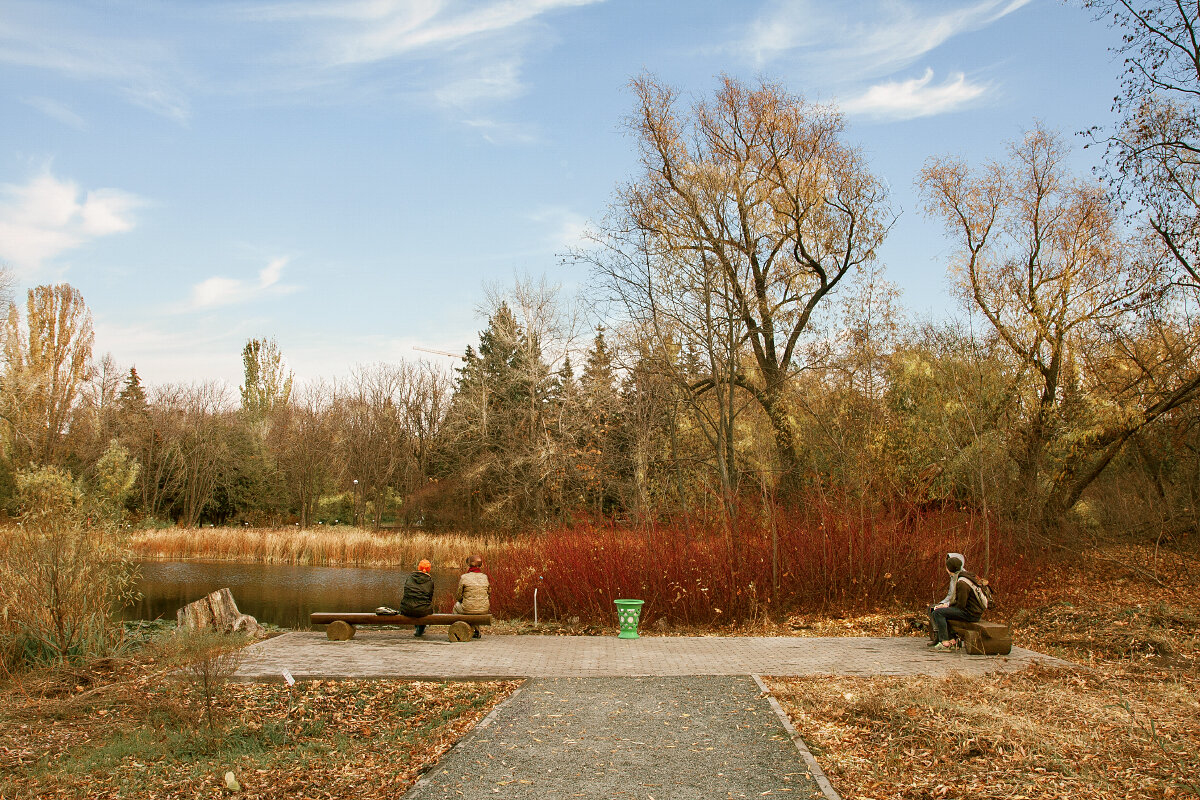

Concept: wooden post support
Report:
left=447, top=621, right=472, bottom=642
left=326, top=620, right=355, bottom=641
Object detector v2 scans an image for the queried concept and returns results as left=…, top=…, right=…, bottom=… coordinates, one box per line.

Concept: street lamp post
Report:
left=352, top=479, right=359, bottom=528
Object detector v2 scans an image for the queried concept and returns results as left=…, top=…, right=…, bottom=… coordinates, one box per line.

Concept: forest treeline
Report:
left=3, top=2, right=1200, bottom=548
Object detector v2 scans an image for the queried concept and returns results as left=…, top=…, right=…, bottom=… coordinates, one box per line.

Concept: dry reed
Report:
left=130, top=527, right=510, bottom=569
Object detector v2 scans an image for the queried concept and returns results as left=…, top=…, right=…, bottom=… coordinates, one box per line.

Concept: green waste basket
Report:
left=614, top=599, right=645, bottom=639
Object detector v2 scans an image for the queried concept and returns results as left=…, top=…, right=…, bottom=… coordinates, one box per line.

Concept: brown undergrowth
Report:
left=0, top=636, right=518, bottom=800
left=767, top=542, right=1200, bottom=800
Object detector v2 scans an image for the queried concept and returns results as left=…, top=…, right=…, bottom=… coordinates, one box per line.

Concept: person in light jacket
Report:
left=453, top=554, right=490, bottom=638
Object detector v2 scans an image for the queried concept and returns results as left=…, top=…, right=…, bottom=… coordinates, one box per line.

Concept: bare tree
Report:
left=1086, top=1, right=1200, bottom=292
left=587, top=75, right=892, bottom=493
left=271, top=381, right=336, bottom=527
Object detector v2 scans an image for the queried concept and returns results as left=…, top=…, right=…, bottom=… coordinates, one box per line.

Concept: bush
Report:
left=0, top=466, right=137, bottom=667
left=489, top=495, right=1034, bottom=626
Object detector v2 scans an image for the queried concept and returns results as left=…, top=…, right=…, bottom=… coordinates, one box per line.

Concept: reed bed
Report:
left=130, top=527, right=510, bottom=569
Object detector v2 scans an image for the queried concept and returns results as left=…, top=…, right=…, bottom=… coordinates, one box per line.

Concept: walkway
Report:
left=404, top=676, right=826, bottom=800
left=233, top=633, right=1070, bottom=800
left=234, top=632, right=1070, bottom=681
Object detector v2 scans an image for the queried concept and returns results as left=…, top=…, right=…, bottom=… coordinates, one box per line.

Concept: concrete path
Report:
left=404, top=676, right=827, bottom=800
left=234, top=632, right=1071, bottom=681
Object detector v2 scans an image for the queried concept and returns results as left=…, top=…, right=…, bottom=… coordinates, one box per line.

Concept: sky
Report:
left=0, top=0, right=1125, bottom=388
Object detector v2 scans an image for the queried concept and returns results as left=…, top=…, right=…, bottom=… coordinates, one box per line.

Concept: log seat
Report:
left=948, top=619, right=1012, bottom=655
left=310, top=612, right=492, bottom=642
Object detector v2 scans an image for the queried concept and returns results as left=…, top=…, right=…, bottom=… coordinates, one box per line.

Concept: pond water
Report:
left=124, top=561, right=464, bottom=629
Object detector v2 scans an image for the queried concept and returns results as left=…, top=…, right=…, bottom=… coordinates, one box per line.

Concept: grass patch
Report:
left=0, top=632, right=519, bottom=799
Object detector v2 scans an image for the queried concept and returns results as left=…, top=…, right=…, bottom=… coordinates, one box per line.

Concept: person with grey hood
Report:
left=928, top=552, right=986, bottom=651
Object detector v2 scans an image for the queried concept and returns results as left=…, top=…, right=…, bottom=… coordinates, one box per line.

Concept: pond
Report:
left=124, top=561, right=465, bottom=629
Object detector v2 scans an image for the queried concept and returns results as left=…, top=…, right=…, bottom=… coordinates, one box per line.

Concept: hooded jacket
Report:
left=938, top=552, right=966, bottom=606
left=400, top=571, right=434, bottom=617
left=940, top=552, right=986, bottom=617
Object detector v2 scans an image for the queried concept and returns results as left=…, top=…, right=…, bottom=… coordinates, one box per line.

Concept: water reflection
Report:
left=125, top=561, right=463, bottom=629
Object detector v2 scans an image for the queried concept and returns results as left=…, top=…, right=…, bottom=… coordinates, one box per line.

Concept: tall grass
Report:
left=131, top=527, right=508, bottom=570
left=490, top=499, right=1035, bottom=625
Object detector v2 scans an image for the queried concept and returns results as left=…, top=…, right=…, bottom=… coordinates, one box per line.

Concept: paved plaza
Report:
left=234, top=631, right=1070, bottom=681
left=230, top=632, right=1070, bottom=799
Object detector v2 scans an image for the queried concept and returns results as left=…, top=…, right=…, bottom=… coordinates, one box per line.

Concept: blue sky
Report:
left=0, top=0, right=1123, bottom=386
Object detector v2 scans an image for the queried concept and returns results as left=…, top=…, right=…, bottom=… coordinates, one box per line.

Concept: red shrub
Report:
left=488, top=496, right=1036, bottom=626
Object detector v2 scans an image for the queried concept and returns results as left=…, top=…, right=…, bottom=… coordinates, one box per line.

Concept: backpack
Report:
left=959, top=574, right=994, bottom=611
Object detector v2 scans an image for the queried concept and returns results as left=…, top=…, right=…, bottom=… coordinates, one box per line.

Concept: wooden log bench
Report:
left=948, top=619, right=1012, bottom=655
left=310, top=612, right=492, bottom=642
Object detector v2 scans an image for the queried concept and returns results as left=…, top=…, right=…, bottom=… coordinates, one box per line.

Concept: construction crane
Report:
left=413, top=345, right=463, bottom=360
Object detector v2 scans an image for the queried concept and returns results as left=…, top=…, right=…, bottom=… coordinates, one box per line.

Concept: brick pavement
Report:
left=233, top=632, right=1070, bottom=681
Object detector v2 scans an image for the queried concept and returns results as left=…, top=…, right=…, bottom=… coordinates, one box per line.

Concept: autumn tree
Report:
left=240, top=337, right=293, bottom=423
left=587, top=75, right=892, bottom=494
left=1, top=284, right=95, bottom=468
left=270, top=381, right=335, bottom=527
left=921, top=126, right=1200, bottom=530
left=1086, top=1, right=1200, bottom=291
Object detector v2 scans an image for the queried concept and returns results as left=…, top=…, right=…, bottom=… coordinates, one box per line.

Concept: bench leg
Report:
left=448, top=621, right=472, bottom=642
left=326, top=620, right=355, bottom=641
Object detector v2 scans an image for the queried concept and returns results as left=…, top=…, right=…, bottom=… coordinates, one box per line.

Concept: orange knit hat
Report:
left=418, top=559, right=432, bottom=573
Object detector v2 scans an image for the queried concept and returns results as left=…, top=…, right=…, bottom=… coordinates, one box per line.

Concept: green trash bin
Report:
left=614, top=599, right=645, bottom=639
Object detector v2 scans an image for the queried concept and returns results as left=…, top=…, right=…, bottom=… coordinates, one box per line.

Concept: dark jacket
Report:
left=952, top=570, right=987, bottom=617
left=400, top=571, right=434, bottom=617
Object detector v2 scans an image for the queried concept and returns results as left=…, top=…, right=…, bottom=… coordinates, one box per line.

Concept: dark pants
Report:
left=402, top=606, right=432, bottom=637
left=929, top=605, right=980, bottom=643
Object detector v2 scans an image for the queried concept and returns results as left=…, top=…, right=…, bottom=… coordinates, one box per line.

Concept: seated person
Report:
left=400, top=558, right=435, bottom=637
left=928, top=552, right=986, bottom=651
left=453, top=554, right=490, bottom=638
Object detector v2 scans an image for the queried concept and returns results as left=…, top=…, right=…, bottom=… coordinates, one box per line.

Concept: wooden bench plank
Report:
left=311, top=612, right=492, bottom=626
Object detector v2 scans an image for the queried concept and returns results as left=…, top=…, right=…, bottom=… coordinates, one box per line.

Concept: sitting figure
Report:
left=453, top=554, right=490, bottom=638
left=400, top=558, right=435, bottom=637
left=928, top=552, right=987, bottom=651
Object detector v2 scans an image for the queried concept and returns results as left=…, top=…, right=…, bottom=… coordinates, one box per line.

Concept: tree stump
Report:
left=177, top=588, right=261, bottom=635
left=447, top=621, right=473, bottom=642
left=326, top=620, right=355, bottom=641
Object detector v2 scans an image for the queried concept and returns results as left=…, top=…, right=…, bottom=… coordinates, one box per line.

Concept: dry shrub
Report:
left=0, top=467, right=136, bottom=667
left=173, top=629, right=247, bottom=732
left=489, top=498, right=1034, bottom=625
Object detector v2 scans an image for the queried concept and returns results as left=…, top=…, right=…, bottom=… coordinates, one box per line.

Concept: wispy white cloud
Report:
left=841, top=69, right=988, bottom=120
left=739, top=0, right=1032, bottom=78
left=0, top=170, right=143, bottom=277
left=251, top=0, right=602, bottom=65
left=0, top=7, right=190, bottom=123
left=247, top=0, right=603, bottom=123
left=434, top=60, right=524, bottom=108
left=190, top=257, right=297, bottom=309
left=22, top=96, right=86, bottom=129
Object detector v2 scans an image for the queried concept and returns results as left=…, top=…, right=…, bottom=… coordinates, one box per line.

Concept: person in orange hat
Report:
left=400, top=558, right=435, bottom=637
